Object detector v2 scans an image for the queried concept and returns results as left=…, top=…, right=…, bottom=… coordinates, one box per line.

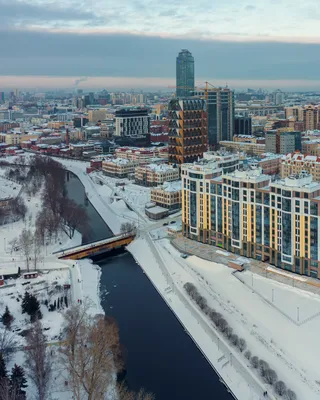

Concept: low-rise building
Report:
left=302, top=140, right=320, bottom=156
left=219, top=140, right=266, bottom=155
left=135, top=164, right=179, bottom=186
left=280, top=152, right=320, bottom=181
left=150, top=181, right=181, bottom=210
left=233, top=135, right=265, bottom=144
left=115, top=146, right=168, bottom=163
left=102, top=158, right=139, bottom=178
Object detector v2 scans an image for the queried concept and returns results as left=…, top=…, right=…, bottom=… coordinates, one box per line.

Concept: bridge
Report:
left=54, top=233, right=135, bottom=260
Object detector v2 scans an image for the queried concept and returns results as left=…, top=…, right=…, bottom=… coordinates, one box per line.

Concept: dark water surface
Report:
left=65, top=173, right=233, bottom=400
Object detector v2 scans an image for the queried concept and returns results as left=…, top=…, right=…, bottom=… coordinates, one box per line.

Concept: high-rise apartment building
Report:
left=265, top=130, right=302, bottom=154
left=285, top=106, right=303, bottom=121
left=0, top=92, right=4, bottom=103
left=88, top=109, right=107, bottom=123
left=168, top=98, right=207, bottom=164
left=274, top=89, right=284, bottom=105
left=176, top=49, right=195, bottom=98
left=303, top=105, right=320, bottom=131
left=196, top=87, right=234, bottom=146
left=182, top=165, right=320, bottom=278
left=115, top=108, right=150, bottom=137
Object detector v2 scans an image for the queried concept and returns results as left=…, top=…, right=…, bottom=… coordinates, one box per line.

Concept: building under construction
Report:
left=168, top=98, right=208, bottom=165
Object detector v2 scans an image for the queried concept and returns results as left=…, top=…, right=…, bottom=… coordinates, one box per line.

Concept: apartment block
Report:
left=280, top=152, right=320, bottom=181
left=102, top=158, right=139, bottom=178
left=233, top=135, right=265, bottom=144
left=182, top=166, right=320, bottom=278
left=135, top=164, right=179, bottom=187
left=115, top=146, right=168, bottom=163
left=302, top=140, right=320, bottom=156
left=88, top=109, right=107, bottom=123
left=150, top=181, right=182, bottom=210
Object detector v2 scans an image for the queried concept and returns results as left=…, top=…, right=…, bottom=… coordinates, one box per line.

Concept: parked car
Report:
left=180, top=254, right=188, bottom=259
left=163, top=222, right=168, bottom=226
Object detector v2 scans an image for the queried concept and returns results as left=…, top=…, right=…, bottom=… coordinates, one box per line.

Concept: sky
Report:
left=0, top=0, right=320, bottom=91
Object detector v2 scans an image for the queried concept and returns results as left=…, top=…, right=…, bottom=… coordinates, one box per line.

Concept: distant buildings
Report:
left=176, top=49, right=195, bottom=98
left=135, top=164, right=179, bottom=186
left=280, top=152, right=320, bottom=181
left=115, top=108, right=150, bottom=137
left=88, top=109, right=107, bottom=123
left=168, top=98, right=207, bottom=164
left=182, top=164, right=320, bottom=278
left=220, top=140, right=266, bottom=155
left=284, top=105, right=320, bottom=131
left=265, top=130, right=302, bottom=154
left=195, top=87, right=234, bottom=146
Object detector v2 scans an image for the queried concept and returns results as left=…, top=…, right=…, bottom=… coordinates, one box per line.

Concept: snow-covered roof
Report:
left=161, top=180, right=182, bottom=192
left=144, top=163, right=177, bottom=172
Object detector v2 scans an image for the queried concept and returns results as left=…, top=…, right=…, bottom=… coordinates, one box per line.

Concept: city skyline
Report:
left=1, top=0, right=320, bottom=90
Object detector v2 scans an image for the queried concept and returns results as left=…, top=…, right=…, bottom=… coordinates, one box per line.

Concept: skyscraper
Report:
left=196, top=87, right=234, bottom=147
left=176, top=49, right=195, bottom=98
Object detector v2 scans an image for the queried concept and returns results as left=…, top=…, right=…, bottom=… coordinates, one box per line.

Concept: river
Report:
left=65, top=172, right=233, bottom=400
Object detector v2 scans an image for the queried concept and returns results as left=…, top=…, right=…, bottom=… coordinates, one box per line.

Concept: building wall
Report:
left=135, top=166, right=179, bottom=186
left=220, top=140, right=266, bottom=155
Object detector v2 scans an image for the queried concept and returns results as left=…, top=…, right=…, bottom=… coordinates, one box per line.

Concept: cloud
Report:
left=0, top=0, right=100, bottom=24
left=245, top=5, right=256, bottom=11
left=0, top=30, right=319, bottom=83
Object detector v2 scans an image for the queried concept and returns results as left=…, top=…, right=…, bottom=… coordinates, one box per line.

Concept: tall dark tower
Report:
left=176, top=49, right=195, bottom=98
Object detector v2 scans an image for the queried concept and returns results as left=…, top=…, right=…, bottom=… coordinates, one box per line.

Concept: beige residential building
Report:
left=220, top=140, right=266, bottom=155
left=135, top=164, right=179, bottom=186
left=150, top=181, right=181, bottom=210
left=280, top=152, right=320, bottom=181
left=303, top=105, right=320, bottom=131
left=0, top=133, right=39, bottom=145
left=302, top=140, right=320, bottom=156
left=233, top=135, right=265, bottom=144
left=88, top=109, right=107, bottom=123
left=102, top=158, right=139, bottom=178
left=285, top=106, right=304, bottom=121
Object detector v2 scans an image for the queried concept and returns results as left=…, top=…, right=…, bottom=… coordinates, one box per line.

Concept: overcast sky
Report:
left=0, top=0, right=320, bottom=90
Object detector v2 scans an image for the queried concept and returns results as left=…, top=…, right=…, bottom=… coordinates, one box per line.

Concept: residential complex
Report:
left=135, top=164, right=179, bottom=186
left=280, top=152, right=320, bottom=181
left=176, top=49, right=195, bottom=98
left=150, top=181, right=182, bottom=210
left=284, top=105, right=320, bottom=131
left=182, top=165, right=320, bottom=278
left=115, top=146, right=168, bottom=162
left=302, top=140, right=320, bottom=156
left=115, top=108, right=150, bottom=137
left=168, top=98, right=208, bottom=164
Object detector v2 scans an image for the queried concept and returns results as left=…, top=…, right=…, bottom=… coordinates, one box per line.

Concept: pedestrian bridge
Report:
left=53, top=233, right=135, bottom=260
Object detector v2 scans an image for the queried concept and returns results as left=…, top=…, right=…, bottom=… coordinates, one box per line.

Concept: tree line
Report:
left=184, top=282, right=297, bottom=400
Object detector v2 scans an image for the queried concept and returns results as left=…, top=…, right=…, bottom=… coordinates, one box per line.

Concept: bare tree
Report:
left=60, top=198, right=88, bottom=239
left=244, top=350, right=251, bottom=360
left=258, top=360, right=269, bottom=378
left=0, top=328, right=17, bottom=362
left=120, top=222, right=136, bottom=234
left=225, top=326, right=233, bottom=340
left=117, top=383, right=155, bottom=400
left=275, top=381, right=287, bottom=397
left=60, top=303, right=124, bottom=400
left=18, top=229, right=33, bottom=271
left=231, top=334, right=239, bottom=347
left=265, top=369, right=278, bottom=385
left=238, top=338, right=246, bottom=352
left=217, top=318, right=228, bottom=333
left=24, top=320, right=52, bottom=400
left=33, top=230, right=43, bottom=270
left=286, top=389, right=297, bottom=400
left=250, top=356, right=259, bottom=369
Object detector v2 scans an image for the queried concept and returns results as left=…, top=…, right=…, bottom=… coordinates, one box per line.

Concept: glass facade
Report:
left=176, top=50, right=195, bottom=98
left=282, top=212, right=292, bottom=256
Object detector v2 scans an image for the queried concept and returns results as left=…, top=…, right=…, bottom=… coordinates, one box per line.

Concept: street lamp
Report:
left=272, top=289, right=274, bottom=303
